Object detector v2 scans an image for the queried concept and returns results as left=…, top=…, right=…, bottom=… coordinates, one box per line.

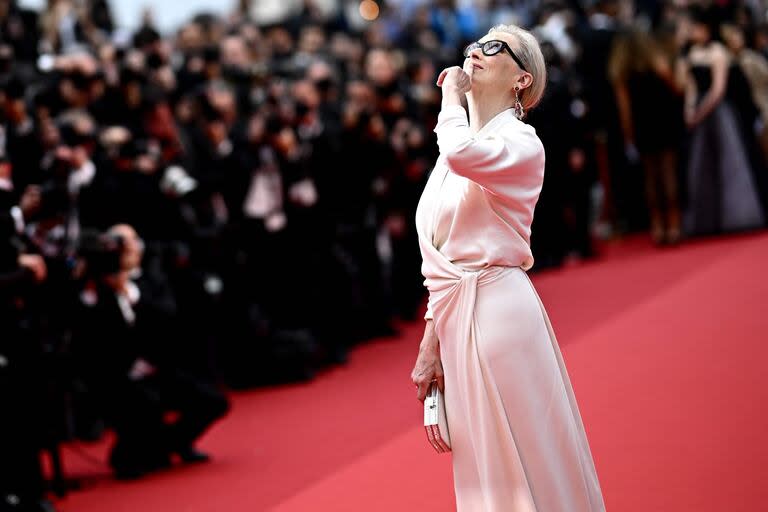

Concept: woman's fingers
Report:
left=462, top=57, right=474, bottom=81
left=437, top=65, right=471, bottom=93
left=416, top=381, right=429, bottom=402
left=436, top=68, right=449, bottom=86
left=412, top=368, right=434, bottom=402
left=413, top=365, right=444, bottom=401
left=437, top=66, right=464, bottom=87
left=412, top=334, right=443, bottom=402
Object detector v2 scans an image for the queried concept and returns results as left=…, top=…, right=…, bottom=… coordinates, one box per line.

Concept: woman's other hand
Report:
left=411, top=319, right=445, bottom=402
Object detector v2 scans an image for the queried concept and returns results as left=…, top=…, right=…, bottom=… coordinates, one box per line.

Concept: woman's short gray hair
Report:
left=489, top=24, right=547, bottom=111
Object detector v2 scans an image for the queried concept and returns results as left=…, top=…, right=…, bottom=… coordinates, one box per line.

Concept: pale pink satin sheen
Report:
left=417, top=106, right=605, bottom=511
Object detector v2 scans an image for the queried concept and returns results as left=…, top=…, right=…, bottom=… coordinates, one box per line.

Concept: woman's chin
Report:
left=469, top=76, right=493, bottom=90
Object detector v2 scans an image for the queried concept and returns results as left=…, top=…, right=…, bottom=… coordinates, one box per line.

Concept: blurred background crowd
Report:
left=2, top=0, right=767, bottom=509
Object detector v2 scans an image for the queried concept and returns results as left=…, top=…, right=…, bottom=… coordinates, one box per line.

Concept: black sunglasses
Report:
left=463, top=40, right=527, bottom=72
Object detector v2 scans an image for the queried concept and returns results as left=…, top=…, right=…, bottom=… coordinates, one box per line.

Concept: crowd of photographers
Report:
left=3, top=0, right=768, bottom=509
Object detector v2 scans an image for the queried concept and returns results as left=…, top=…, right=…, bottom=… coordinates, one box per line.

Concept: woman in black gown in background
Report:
left=681, top=7, right=765, bottom=236
left=610, top=26, right=685, bottom=244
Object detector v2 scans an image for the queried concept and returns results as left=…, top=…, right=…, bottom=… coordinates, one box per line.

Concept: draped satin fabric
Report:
left=416, top=105, right=605, bottom=511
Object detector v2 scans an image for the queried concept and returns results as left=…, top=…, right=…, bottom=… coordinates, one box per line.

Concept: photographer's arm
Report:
left=0, top=267, right=35, bottom=293
left=0, top=205, right=45, bottom=293
left=0, top=255, right=46, bottom=296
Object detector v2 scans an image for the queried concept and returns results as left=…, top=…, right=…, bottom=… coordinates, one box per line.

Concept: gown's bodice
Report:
left=415, top=105, right=545, bottom=275
left=690, top=61, right=761, bottom=126
left=691, top=64, right=712, bottom=102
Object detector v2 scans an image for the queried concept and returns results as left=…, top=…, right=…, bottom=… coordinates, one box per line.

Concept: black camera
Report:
left=32, top=181, right=71, bottom=223
left=59, top=123, right=95, bottom=148
left=77, top=229, right=125, bottom=278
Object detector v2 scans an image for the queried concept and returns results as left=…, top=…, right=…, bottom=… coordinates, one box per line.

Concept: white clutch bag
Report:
left=424, top=381, right=451, bottom=453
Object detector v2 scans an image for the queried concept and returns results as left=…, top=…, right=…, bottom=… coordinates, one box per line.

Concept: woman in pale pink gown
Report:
left=410, top=25, right=606, bottom=511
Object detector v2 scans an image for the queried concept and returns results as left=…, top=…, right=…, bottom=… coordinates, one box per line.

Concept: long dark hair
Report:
left=609, top=28, right=658, bottom=82
left=687, top=5, right=721, bottom=43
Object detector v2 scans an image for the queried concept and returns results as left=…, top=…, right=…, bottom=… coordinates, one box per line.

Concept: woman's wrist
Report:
left=441, top=87, right=464, bottom=108
left=420, top=320, right=439, bottom=350
left=419, top=339, right=439, bottom=356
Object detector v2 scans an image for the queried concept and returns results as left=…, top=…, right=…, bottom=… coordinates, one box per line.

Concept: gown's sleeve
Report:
left=434, top=105, right=544, bottom=191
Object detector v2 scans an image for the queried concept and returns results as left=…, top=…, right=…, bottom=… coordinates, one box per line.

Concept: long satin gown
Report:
left=416, top=105, right=605, bottom=512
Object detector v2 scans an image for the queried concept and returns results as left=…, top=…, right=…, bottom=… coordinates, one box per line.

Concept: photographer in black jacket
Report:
left=0, top=157, right=55, bottom=512
left=73, top=224, right=229, bottom=480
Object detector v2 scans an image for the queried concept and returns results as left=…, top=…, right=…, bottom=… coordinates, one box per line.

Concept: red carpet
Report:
left=56, top=232, right=768, bottom=511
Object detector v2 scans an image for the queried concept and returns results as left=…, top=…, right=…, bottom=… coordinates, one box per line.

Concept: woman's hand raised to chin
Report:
left=436, top=59, right=474, bottom=95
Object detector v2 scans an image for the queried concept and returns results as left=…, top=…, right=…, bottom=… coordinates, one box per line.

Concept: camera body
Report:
left=77, top=230, right=125, bottom=279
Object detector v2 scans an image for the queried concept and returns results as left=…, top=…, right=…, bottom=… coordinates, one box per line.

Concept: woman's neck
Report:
left=466, top=88, right=515, bottom=132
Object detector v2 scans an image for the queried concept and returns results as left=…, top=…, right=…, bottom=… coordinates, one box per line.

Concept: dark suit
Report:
left=73, top=278, right=229, bottom=476
left=0, top=193, right=47, bottom=507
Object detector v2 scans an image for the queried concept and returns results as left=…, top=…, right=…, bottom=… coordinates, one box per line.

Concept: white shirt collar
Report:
left=115, top=280, right=141, bottom=325
left=68, top=160, right=96, bottom=193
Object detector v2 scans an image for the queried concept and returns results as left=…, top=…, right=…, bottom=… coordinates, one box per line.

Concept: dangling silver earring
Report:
left=514, top=87, right=525, bottom=120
